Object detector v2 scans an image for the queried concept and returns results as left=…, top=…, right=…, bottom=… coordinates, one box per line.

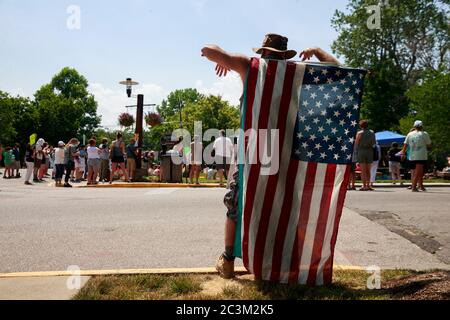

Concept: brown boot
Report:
left=216, top=254, right=235, bottom=279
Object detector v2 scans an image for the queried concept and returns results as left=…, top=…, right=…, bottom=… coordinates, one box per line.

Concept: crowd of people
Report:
left=349, top=119, right=432, bottom=192
left=182, top=130, right=236, bottom=186
left=0, top=132, right=164, bottom=187
left=0, top=130, right=240, bottom=187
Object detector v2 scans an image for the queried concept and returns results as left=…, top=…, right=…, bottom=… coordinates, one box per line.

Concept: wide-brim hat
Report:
left=253, top=33, right=297, bottom=59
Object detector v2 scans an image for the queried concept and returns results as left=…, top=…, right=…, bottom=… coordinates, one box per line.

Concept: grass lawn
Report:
left=73, top=270, right=449, bottom=300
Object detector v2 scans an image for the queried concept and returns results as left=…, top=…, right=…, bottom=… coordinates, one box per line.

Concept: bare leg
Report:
left=365, top=164, right=372, bottom=189
left=218, top=169, right=224, bottom=185
left=360, top=164, right=366, bottom=189
left=225, top=218, right=237, bottom=253
left=189, top=166, right=194, bottom=184
left=412, top=165, right=420, bottom=190
left=110, top=163, right=117, bottom=183
left=416, top=164, right=424, bottom=190
left=121, top=162, right=130, bottom=182
left=195, top=165, right=201, bottom=184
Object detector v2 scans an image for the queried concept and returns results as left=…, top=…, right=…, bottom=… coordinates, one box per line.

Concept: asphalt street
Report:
left=346, top=187, right=450, bottom=264
left=0, top=170, right=448, bottom=273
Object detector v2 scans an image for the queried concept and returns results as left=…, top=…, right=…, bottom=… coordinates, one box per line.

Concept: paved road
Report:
left=345, top=187, right=450, bottom=264
left=0, top=171, right=448, bottom=273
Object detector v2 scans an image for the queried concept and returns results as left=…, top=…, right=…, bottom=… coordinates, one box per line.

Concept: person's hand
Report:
left=299, top=48, right=317, bottom=61
left=201, top=45, right=218, bottom=58
left=215, top=64, right=230, bottom=77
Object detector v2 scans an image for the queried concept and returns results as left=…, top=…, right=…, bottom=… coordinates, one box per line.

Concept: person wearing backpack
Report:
left=109, top=132, right=130, bottom=184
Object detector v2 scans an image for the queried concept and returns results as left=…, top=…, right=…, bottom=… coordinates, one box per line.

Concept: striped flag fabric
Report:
left=234, top=57, right=367, bottom=285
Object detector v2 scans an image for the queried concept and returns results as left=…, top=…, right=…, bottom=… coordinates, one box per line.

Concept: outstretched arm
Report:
left=300, top=47, right=340, bottom=65
left=201, top=45, right=250, bottom=82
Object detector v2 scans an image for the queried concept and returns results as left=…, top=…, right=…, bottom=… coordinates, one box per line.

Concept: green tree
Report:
left=0, top=91, right=37, bottom=147
left=147, top=92, right=240, bottom=151
left=331, top=0, right=449, bottom=131
left=34, top=67, right=100, bottom=144
left=0, top=91, right=18, bottom=145
left=143, top=122, right=178, bottom=152
left=173, top=95, right=240, bottom=138
left=399, top=70, right=450, bottom=169
left=157, top=88, right=203, bottom=120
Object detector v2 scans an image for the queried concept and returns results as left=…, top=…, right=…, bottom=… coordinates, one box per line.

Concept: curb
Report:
left=78, top=183, right=225, bottom=189
left=0, top=265, right=365, bottom=279
left=365, top=184, right=450, bottom=188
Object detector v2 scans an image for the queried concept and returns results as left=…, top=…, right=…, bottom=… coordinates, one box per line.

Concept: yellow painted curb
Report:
left=0, top=265, right=365, bottom=279
left=333, top=265, right=365, bottom=271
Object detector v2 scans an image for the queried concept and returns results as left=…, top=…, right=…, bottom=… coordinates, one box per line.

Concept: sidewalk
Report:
left=0, top=276, right=90, bottom=300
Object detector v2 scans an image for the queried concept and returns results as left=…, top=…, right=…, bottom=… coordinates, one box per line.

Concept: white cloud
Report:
left=195, top=73, right=243, bottom=106
left=90, top=75, right=243, bottom=130
left=89, top=82, right=167, bottom=129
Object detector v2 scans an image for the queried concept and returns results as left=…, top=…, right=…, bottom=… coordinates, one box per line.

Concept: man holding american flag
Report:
left=201, top=33, right=367, bottom=285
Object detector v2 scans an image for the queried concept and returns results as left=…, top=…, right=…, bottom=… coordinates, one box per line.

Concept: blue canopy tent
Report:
left=375, top=131, right=406, bottom=147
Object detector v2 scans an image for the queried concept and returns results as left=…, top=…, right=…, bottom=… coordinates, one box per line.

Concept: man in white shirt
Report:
left=213, top=130, right=234, bottom=186
left=54, top=141, right=66, bottom=187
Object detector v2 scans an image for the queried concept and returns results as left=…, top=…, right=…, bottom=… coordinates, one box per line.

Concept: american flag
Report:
left=234, top=57, right=366, bottom=285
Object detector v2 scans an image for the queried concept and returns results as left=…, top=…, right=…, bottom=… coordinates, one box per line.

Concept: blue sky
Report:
left=0, top=0, right=349, bottom=127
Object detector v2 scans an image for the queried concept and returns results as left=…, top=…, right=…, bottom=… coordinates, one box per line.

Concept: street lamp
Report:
left=119, top=78, right=139, bottom=98
left=119, top=77, right=146, bottom=172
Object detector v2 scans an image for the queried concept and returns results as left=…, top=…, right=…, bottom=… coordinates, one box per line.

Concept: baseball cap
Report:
left=58, top=141, right=65, bottom=147
left=413, top=120, right=423, bottom=128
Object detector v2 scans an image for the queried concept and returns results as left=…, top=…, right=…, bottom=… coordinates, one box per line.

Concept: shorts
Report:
left=411, top=160, right=427, bottom=169
left=111, top=156, right=125, bottom=163
left=87, top=158, right=101, bottom=171
left=13, top=160, right=20, bottom=169
left=223, top=170, right=239, bottom=221
left=215, top=155, right=231, bottom=171
left=389, top=161, right=400, bottom=172
left=4, top=163, right=13, bottom=169
left=127, top=158, right=136, bottom=172
left=75, top=160, right=85, bottom=170
left=357, top=148, right=373, bottom=164
left=34, top=159, right=42, bottom=169
left=404, top=160, right=415, bottom=170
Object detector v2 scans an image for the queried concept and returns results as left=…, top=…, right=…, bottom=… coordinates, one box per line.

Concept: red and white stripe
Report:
left=240, top=58, right=351, bottom=285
